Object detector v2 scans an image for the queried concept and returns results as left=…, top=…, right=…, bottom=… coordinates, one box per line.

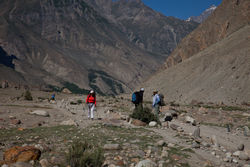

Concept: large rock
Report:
left=149, top=121, right=157, bottom=127
left=3, top=146, right=41, bottom=164
left=62, top=88, right=72, bottom=94
left=60, top=119, right=78, bottom=126
left=30, top=110, right=49, bottom=117
left=131, top=119, right=147, bottom=126
left=185, top=116, right=196, bottom=125
left=103, top=144, right=120, bottom=150
left=135, top=159, right=157, bottom=167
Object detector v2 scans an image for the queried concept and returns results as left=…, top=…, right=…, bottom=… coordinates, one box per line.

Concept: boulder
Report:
left=60, top=119, right=78, bottom=126
left=239, top=152, right=249, bottom=161
left=131, top=119, right=147, bottom=126
left=62, top=88, right=72, bottom=94
left=103, top=144, right=120, bottom=150
left=149, top=121, right=157, bottom=127
left=185, top=116, right=196, bottom=125
left=3, top=146, right=41, bottom=164
left=237, top=144, right=244, bottom=151
left=135, top=159, right=156, bottom=167
left=30, top=110, right=49, bottom=117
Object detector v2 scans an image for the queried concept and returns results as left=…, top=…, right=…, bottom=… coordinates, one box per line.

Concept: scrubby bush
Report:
left=66, top=141, right=104, bottom=167
left=130, top=105, right=160, bottom=124
left=77, top=99, right=83, bottom=104
left=24, top=90, right=33, bottom=101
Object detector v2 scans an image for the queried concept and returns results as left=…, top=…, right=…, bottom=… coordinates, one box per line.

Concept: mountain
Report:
left=85, top=0, right=198, bottom=56
left=187, top=5, right=217, bottom=23
left=0, top=0, right=198, bottom=95
left=143, top=0, right=250, bottom=104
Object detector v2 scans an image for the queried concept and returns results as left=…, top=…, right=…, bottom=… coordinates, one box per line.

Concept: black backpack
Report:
left=132, top=91, right=139, bottom=104
left=158, top=94, right=165, bottom=106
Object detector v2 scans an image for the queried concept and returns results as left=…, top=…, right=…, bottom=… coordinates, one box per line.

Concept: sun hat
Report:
left=140, top=88, right=145, bottom=91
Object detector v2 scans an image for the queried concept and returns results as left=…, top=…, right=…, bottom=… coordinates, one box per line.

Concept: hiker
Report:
left=152, top=91, right=160, bottom=118
left=86, top=90, right=96, bottom=120
left=132, top=88, right=144, bottom=109
left=51, top=93, right=56, bottom=101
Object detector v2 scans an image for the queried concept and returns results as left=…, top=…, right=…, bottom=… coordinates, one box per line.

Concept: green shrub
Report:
left=130, top=106, right=160, bottom=124
left=24, top=90, right=33, bottom=101
left=77, top=99, right=83, bottom=104
left=66, top=141, right=104, bottom=167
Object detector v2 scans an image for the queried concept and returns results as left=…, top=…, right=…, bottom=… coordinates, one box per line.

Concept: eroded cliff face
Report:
left=165, top=0, right=250, bottom=68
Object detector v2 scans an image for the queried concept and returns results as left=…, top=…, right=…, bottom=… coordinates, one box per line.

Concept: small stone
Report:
left=2, top=164, right=9, bottom=167
left=211, top=135, right=219, bottom=147
left=161, top=151, right=168, bottom=158
left=39, top=159, right=50, bottom=167
left=30, top=110, right=49, bottom=117
left=10, top=119, right=21, bottom=125
left=177, top=127, right=184, bottom=132
left=192, top=127, right=200, bottom=138
left=192, top=142, right=200, bottom=148
left=168, top=143, right=175, bottom=148
left=135, top=159, right=156, bottom=167
left=243, top=126, right=250, bottom=136
left=237, top=144, right=244, bottom=151
left=216, top=155, right=220, bottom=159
left=156, top=140, right=166, bottom=147
left=232, top=158, right=238, bottom=164
left=170, top=124, right=180, bottom=131
left=185, top=116, right=196, bottom=126
left=103, top=144, right=120, bottom=150
left=149, top=121, right=157, bottom=127
left=233, top=151, right=241, bottom=157
left=60, top=119, right=78, bottom=126
left=211, top=151, right=216, bottom=156
left=226, top=152, right=232, bottom=159
left=161, top=122, right=169, bottom=128
left=201, top=142, right=210, bottom=148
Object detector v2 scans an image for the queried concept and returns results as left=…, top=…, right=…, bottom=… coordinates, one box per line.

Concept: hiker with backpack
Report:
left=86, top=90, right=96, bottom=120
left=131, top=88, right=144, bottom=109
left=152, top=91, right=161, bottom=118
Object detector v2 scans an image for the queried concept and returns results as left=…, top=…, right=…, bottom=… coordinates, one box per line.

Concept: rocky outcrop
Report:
left=165, top=0, right=250, bottom=68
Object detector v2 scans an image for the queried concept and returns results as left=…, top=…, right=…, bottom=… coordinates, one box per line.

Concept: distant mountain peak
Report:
left=187, top=5, right=217, bottom=23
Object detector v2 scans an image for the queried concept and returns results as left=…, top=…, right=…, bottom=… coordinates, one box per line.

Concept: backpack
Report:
left=132, top=92, right=139, bottom=104
left=158, top=94, right=165, bottom=106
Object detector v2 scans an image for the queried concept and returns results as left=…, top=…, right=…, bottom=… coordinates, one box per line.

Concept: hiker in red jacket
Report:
left=86, top=90, right=96, bottom=120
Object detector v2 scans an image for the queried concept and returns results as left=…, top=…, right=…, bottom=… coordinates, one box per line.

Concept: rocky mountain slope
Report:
left=165, top=0, right=250, bottom=68
left=143, top=0, right=250, bottom=104
left=187, top=5, right=217, bottom=23
left=0, top=0, right=198, bottom=95
left=85, top=0, right=198, bottom=56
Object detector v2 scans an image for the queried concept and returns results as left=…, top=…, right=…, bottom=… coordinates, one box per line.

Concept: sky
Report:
left=142, top=0, right=222, bottom=20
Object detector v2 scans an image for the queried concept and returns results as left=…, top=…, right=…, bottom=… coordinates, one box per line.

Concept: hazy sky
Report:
left=142, top=0, right=222, bottom=20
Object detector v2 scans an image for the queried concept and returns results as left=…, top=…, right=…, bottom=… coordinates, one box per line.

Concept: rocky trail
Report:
left=0, top=89, right=250, bottom=167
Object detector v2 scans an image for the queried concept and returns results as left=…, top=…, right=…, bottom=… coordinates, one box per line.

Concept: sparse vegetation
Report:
left=130, top=106, right=160, bottom=124
left=24, top=90, right=33, bottom=101
left=66, top=141, right=104, bottom=167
